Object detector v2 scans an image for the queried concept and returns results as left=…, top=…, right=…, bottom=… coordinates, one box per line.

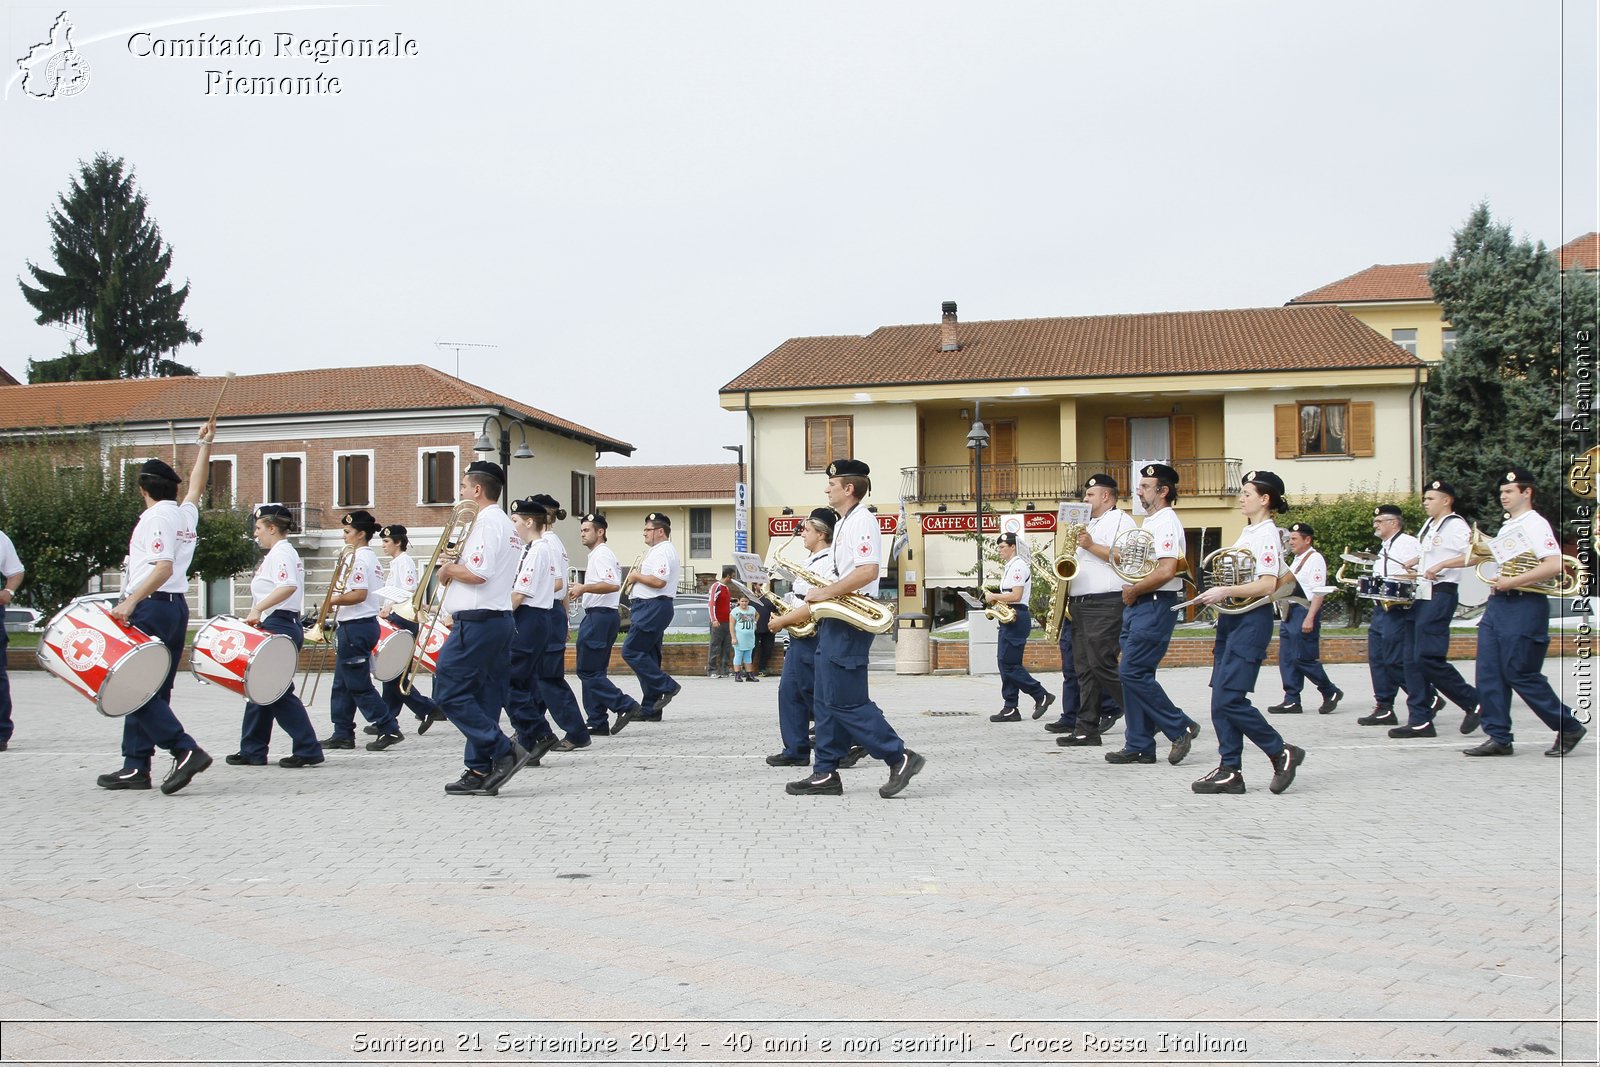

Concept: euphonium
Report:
left=767, top=557, right=895, bottom=635
left=1170, top=547, right=1276, bottom=615
left=299, top=544, right=354, bottom=705
left=1469, top=524, right=1586, bottom=596
left=398, top=500, right=479, bottom=695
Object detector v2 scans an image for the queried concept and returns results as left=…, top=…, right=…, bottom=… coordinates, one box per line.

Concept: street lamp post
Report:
left=967, top=410, right=990, bottom=590
left=474, top=414, right=534, bottom=500
left=723, top=443, right=746, bottom=553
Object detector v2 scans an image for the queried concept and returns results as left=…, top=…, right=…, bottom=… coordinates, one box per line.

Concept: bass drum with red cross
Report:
left=189, top=615, right=297, bottom=705
left=36, top=599, right=173, bottom=717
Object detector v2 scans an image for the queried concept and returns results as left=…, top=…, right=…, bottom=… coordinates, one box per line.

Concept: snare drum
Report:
left=1358, top=575, right=1416, bottom=605
left=190, top=616, right=297, bottom=705
left=371, top=617, right=416, bottom=682
left=411, top=617, right=451, bottom=677
left=36, top=600, right=173, bottom=717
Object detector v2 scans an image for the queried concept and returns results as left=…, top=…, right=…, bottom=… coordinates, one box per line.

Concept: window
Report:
left=805, top=415, right=853, bottom=471
left=122, top=458, right=151, bottom=491
left=1274, top=402, right=1375, bottom=458
left=1391, top=328, right=1418, bottom=356
left=334, top=451, right=373, bottom=509
left=419, top=448, right=458, bottom=505
left=689, top=507, right=712, bottom=558
left=570, top=471, right=595, bottom=515
left=205, top=457, right=235, bottom=509
left=1441, top=329, right=1457, bottom=357
left=264, top=454, right=305, bottom=506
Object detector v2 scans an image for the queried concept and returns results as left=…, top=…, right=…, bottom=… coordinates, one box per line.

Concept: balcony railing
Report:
left=287, top=504, right=323, bottom=533
left=899, top=460, right=1243, bottom=503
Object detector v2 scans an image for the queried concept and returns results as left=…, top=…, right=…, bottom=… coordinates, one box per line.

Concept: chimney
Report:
left=939, top=300, right=960, bottom=352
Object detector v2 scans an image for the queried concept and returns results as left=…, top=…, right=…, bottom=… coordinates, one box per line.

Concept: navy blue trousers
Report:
left=1410, top=583, right=1477, bottom=719
left=1209, top=607, right=1285, bottom=768
left=120, top=597, right=199, bottom=771
left=1117, top=592, right=1195, bottom=755
left=1475, top=593, right=1583, bottom=744
left=776, top=632, right=817, bottom=758
left=507, top=604, right=556, bottom=747
left=812, top=619, right=905, bottom=774
left=1276, top=603, right=1337, bottom=703
left=537, top=605, right=589, bottom=742
left=576, top=607, right=637, bottom=727
left=997, top=607, right=1046, bottom=708
left=1367, top=603, right=1431, bottom=719
left=622, top=596, right=678, bottom=710
left=239, top=610, right=321, bottom=760
left=435, top=613, right=515, bottom=773
left=0, top=625, right=11, bottom=744
left=328, top=617, right=398, bottom=739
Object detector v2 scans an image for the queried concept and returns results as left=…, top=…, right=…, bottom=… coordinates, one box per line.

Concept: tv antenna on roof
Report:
left=434, top=340, right=499, bottom=379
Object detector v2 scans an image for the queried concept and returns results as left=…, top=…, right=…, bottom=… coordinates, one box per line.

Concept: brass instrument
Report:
left=1467, top=524, right=1586, bottom=597
left=1038, top=522, right=1089, bottom=639
left=1334, top=548, right=1379, bottom=589
left=982, top=587, right=1018, bottom=625
left=300, top=545, right=354, bottom=705
left=732, top=577, right=817, bottom=640
left=766, top=556, right=895, bottom=635
left=1110, top=528, right=1158, bottom=583
left=1170, top=547, right=1287, bottom=615
left=1053, top=523, right=1087, bottom=583
left=619, top=550, right=647, bottom=598
left=398, top=500, right=479, bottom=695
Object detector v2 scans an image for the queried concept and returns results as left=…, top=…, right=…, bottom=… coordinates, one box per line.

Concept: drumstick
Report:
left=206, top=372, right=236, bottom=424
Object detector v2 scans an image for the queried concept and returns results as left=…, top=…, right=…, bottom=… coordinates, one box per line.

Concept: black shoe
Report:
left=526, top=734, right=559, bottom=767
left=553, top=737, right=592, bottom=751
left=766, top=752, right=810, bottom=767
left=588, top=723, right=612, bottom=737
left=989, top=707, right=1021, bottom=723
left=1357, top=706, right=1397, bottom=726
left=1430, top=693, right=1445, bottom=713
left=837, top=745, right=869, bottom=769
left=277, top=754, right=324, bottom=768
left=1032, top=692, right=1056, bottom=720
left=786, top=771, right=842, bottom=795
left=160, top=747, right=213, bottom=795
left=365, top=732, right=404, bottom=752
left=1546, top=727, right=1586, bottom=757
left=610, top=707, right=636, bottom=735
left=653, top=684, right=682, bottom=713
left=734, top=674, right=745, bottom=683
left=1463, top=738, right=1514, bottom=757
left=320, top=735, right=356, bottom=750
left=1044, top=719, right=1075, bottom=734
left=444, top=768, right=490, bottom=795
left=362, top=723, right=380, bottom=735
left=1056, top=732, right=1102, bottom=747
left=96, top=767, right=151, bottom=790
left=417, top=712, right=446, bottom=736
left=1104, top=748, right=1156, bottom=765
left=1460, top=707, right=1482, bottom=735
left=224, top=752, right=266, bottom=766
left=1318, top=689, right=1344, bottom=715
left=1192, top=765, right=1246, bottom=794
left=1097, top=712, right=1122, bottom=735
left=632, top=712, right=663, bottom=722
left=1168, top=721, right=1201, bottom=765
left=748, top=675, right=761, bottom=683
left=1388, top=723, right=1436, bottom=739
left=1269, top=744, right=1306, bottom=794
left=480, top=741, right=532, bottom=795
left=879, top=750, right=925, bottom=798
left=1267, top=701, right=1302, bottom=715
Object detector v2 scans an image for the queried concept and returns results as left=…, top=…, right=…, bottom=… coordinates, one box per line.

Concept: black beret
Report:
left=465, top=460, right=505, bottom=482
left=1084, top=473, right=1117, bottom=490
left=1243, top=470, right=1285, bottom=498
left=509, top=497, right=547, bottom=518
left=531, top=493, right=561, bottom=511
left=826, top=458, right=870, bottom=477
left=996, top=532, right=1020, bottom=546
left=1287, top=522, right=1315, bottom=538
left=1140, top=462, right=1179, bottom=484
left=580, top=511, right=607, bottom=528
left=1374, top=504, right=1404, bottom=519
left=1424, top=479, right=1457, bottom=499
left=140, top=458, right=180, bottom=482
left=806, top=506, right=838, bottom=532
left=340, top=510, right=379, bottom=533
left=644, top=512, right=671, bottom=528
left=252, top=503, right=293, bottom=524
left=378, top=524, right=407, bottom=541
left=1497, top=467, right=1537, bottom=488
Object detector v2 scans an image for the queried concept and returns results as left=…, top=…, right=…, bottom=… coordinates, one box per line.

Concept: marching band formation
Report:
left=5, top=426, right=1588, bottom=799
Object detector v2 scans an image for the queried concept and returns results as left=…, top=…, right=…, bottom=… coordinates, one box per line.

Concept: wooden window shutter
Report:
left=1171, top=414, right=1197, bottom=487
left=805, top=418, right=827, bottom=470
left=1348, top=402, right=1375, bottom=457
left=831, top=417, right=853, bottom=465
left=1104, top=417, right=1128, bottom=463
left=1274, top=405, right=1297, bottom=459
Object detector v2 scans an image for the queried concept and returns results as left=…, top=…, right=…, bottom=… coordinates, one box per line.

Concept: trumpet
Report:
left=300, top=545, right=354, bottom=705
left=1467, top=524, right=1586, bottom=597
left=767, top=556, right=895, bottom=634
left=398, top=500, right=479, bottom=695
left=619, top=550, right=647, bottom=598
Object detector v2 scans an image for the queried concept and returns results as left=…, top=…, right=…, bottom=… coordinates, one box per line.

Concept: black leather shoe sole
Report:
left=224, top=753, right=266, bottom=766
left=1056, top=733, right=1102, bottom=747
left=277, top=755, right=325, bottom=768
left=320, top=738, right=356, bottom=750
left=1463, top=740, right=1514, bottom=757
left=1460, top=709, right=1482, bottom=735
left=1104, top=749, right=1156, bottom=765
left=96, top=770, right=151, bottom=790
left=786, top=775, right=842, bottom=796
left=765, top=753, right=810, bottom=767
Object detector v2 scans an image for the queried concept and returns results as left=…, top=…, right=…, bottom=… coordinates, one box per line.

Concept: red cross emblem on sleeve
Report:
left=470, top=551, right=483, bottom=567
left=857, top=541, right=871, bottom=556
left=151, top=538, right=163, bottom=552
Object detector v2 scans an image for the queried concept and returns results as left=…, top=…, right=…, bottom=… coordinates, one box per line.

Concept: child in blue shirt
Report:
left=731, top=595, right=759, bottom=683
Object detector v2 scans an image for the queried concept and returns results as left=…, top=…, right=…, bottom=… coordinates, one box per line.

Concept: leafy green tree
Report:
left=19, top=153, right=201, bottom=383
left=1288, top=491, right=1428, bottom=627
left=1424, top=203, right=1595, bottom=527
left=191, top=508, right=261, bottom=585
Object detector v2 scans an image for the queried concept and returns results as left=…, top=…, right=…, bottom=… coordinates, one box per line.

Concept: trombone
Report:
left=398, top=500, right=479, bottom=695
left=300, top=545, right=354, bottom=706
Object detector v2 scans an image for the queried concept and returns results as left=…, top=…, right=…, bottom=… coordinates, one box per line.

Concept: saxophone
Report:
left=732, top=578, right=816, bottom=639
left=1040, top=522, right=1088, bottom=639
left=767, top=557, right=896, bottom=635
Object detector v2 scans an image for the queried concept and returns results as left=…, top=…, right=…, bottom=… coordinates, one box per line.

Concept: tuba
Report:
left=300, top=545, right=354, bottom=705
left=767, top=557, right=895, bottom=635
left=398, top=500, right=479, bottom=695
left=1468, top=523, right=1586, bottom=597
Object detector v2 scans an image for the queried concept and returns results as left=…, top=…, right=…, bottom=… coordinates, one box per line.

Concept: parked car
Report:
left=664, top=593, right=710, bottom=635
left=566, top=596, right=632, bottom=633
left=4, top=607, right=43, bottom=633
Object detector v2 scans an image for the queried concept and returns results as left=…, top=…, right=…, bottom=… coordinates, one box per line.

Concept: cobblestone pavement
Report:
left=0, top=657, right=1593, bottom=1066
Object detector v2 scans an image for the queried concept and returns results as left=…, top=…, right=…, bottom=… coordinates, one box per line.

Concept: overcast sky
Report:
left=2, top=0, right=1594, bottom=465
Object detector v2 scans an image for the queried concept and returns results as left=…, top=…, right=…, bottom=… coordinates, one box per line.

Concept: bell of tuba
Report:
left=398, top=500, right=479, bottom=695
left=1170, top=547, right=1276, bottom=615
left=767, top=557, right=895, bottom=635
left=299, top=544, right=355, bottom=705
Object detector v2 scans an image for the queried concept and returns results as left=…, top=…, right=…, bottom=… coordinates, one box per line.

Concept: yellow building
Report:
left=595, top=463, right=737, bottom=592
left=719, top=301, right=1428, bottom=622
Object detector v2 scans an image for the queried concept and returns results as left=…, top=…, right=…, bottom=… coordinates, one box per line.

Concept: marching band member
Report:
left=374, top=524, right=445, bottom=733
left=96, top=420, right=214, bottom=794
left=1463, top=468, right=1585, bottom=757
left=569, top=512, right=641, bottom=734
left=1054, top=473, right=1132, bottom=745
left=505, top=498, right=564, bottom=765
left=617, top=512, right=682, bottom=729
left=227, top=504, right=324, bottom=768
left=1109, top=463, right=1202, bottom=769
left=765, top=507, right=837, bottom=766
left=985, top=533, right=1053, bottom=722
left=323, top=510, right=404, bottom=752
left=434, top=461, right=528, bottom=796
left=786, top=459, right=924, bottom=799
left=0, top=525, right=24, bottom=752
left=1190, top=470, right=1305, bottom=795
left=1355, top=505, right=1434, bottom=729
left=1393, top=480, right=1481, bottom=738
left=530, top=494, right=591, bottom=750
left=1266, top=522, right=1343, bottom=717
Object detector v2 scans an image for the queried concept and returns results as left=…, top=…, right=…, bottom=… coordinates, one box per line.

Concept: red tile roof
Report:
left=1558, top=232, right=1599, bottom=271
left=1288, top=264, right=1435, bottom=305
left=721, top=305, right=1423, bottom=393
left=0, top=365, right=633, bottom=454
left=597, top=463, right=738, bottom=501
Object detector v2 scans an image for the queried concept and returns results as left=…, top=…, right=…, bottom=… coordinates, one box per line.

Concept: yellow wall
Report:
left=1223, top=383, right=1422, bottom=498
left=749, top=402, right=918, bottom=519
left=591, top=500, right=735, bottom=592
left=1342, top=302, right=1451, bottom=365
